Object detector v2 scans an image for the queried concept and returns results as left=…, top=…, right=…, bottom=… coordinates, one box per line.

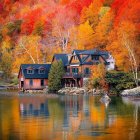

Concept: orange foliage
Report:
left=0, top=0, right=140, bottom=74
left=90, top=64, right=108, bottom=90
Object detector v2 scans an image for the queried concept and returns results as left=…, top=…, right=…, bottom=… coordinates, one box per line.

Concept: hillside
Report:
left=0, top=0, right=139, bottom=77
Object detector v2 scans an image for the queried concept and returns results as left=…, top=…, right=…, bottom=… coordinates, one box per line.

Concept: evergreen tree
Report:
left=48, top=60, right=65, bottom=92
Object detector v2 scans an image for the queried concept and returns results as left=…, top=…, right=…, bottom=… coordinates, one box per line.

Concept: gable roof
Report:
left=52, top=54, right=69, bottom=66
left=19, top=64, right=51, bottom=79
left=69, top=49, right=109, bottom=65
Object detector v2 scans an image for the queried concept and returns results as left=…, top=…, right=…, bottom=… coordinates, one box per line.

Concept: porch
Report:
left=63, top=73, right=83, bottom=87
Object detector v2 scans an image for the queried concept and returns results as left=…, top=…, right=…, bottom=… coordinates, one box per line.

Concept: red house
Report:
left=62, top=50, right=106, bottom=87
left=18, top=64, right=51, bottom=91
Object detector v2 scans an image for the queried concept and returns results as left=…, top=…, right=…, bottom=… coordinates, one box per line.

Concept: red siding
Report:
left=24, top=79, right=48, bottom=90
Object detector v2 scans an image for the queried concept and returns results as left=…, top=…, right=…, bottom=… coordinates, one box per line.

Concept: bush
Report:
left=105, top=71, right=136, bottom=94
left=11, top=77, right=18, bottom=85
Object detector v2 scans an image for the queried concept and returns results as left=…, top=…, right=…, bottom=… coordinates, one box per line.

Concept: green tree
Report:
left=105, top=71, right=136, bottom=94
left=48, top=60, right=65, bottom=92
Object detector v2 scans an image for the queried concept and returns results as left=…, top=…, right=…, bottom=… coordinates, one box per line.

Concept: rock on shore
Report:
left=121, top=87, right=140, bottom=96
left=58, top=87, right=103, bottom=95
left=58, top=87, right=85, bottom=95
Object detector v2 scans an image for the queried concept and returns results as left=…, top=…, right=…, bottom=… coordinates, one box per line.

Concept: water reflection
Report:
left=0, top=94, right=140, bottom=140
left=19, top=97, right=49, bottom=117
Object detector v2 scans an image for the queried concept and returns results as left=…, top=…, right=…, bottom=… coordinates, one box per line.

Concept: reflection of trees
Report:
left=122, top=97, right=140, bottom=140
left=0, top=95, right=139, bottom=140
left=0, top=97, right=20, bottom=140
left=109, top=97, right=134, bottom=116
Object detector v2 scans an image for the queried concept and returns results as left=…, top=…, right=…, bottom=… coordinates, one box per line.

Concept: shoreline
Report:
left=0, top=86, right=140, bottom=97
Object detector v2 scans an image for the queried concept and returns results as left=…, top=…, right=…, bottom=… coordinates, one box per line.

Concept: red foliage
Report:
left=67, top=0, right=93, bottom=14
left=0, top=3, right=3, bottom=13
left=111, top=0, right=140, bottom=28
left=21, top=8, right=43, bottom=34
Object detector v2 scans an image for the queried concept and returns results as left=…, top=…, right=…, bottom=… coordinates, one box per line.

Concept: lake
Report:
left=0, top=93, right=140, bottom=140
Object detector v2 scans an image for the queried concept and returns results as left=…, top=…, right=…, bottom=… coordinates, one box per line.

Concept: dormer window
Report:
left=39, top=69, right=45, bottom=74
left=27, top=69, right=34, bottom=74
left=38, top=66, right=45, bottom=74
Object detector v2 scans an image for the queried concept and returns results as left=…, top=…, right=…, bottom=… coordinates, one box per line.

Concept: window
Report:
left=73, top=55, right=77, bottom=60
left=39, top=69, right=45, bottom=74
left=106, top=62, right=110, bottom=65
left=91, top=55, right=99, bottom=60
left=29, top=79, right=33, bottom=86
left=41, top=79, right=44, bottom=86
left=27, top=69, right=34, bottom=74
left=84, top=68, right=90, bottom=74
left=72, top=68, right=79, bottom=74
left=96, top=62, right=99, bottom=65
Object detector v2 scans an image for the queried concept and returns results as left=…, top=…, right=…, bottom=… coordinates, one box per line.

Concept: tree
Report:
left=48, top=60, right=65, bottom=92
left=90, top=64, right=108, bottom=90
left=118, top=21, right=139, bottom=86
left=77, top=21, right=94, bottom=49
left=92, top=10, right=114, bottom=49
left=105, top=71, right=135, bottom=94
left=52, top=7, right=78, bottom=52
left=17, top=35, right=42, bottom=64
left=0, top=39, right=13, bottom=80
left=80, top=0, right=104, bottom=28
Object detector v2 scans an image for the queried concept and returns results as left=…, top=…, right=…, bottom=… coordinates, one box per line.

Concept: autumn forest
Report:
left=0, top=0, right=140, bottom=78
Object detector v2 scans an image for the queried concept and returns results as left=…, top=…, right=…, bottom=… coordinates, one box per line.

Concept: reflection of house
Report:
left=18, top=64, right=51, bottom=90
left=19, top=97, right=49, bottom=117
left=59, top=95, right=83, bottom=130
left=18, top=49, right=115, bottom=90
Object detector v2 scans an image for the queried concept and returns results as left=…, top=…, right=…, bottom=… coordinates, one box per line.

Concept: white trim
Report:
left=21, top=77, right=24, bottom=81
left=70, top=64, right=80, bottom=66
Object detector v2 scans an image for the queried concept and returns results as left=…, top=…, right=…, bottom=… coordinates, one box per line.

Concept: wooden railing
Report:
left=63, top=72, right=91, bottom=78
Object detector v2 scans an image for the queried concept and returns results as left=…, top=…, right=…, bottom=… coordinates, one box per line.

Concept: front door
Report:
left=21, top=81, right=24, bottom=88
left=41, top=79, right=44, bottom=86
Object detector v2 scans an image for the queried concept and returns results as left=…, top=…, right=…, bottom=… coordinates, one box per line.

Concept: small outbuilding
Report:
left=18, top=64, right=51, bottom=91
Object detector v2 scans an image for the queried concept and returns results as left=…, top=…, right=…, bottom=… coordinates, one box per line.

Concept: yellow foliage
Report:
left=81, top=0, right=103, bottom=28
left=91, top=64, right=106, bottom=79
left=78, top=21, right=94, bottom=49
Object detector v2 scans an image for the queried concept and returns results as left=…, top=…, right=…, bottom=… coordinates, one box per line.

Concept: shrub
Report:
left=105, top=71, right=136, bottom=94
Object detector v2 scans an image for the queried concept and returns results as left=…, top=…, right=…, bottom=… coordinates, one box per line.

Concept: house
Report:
left=18, top=64, right=51, bottom=91
left=18, top=49, right=115, bottom=90
left=62, top=49, right=115, bottom=87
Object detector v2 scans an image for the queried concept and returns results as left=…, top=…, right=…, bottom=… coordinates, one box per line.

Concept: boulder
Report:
left=100, top=94, right=111, bottom=103
left=121, top=87, right=140, bottom=96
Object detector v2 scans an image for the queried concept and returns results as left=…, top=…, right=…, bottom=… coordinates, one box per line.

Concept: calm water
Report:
left=0, top=93, right=140, bottom=140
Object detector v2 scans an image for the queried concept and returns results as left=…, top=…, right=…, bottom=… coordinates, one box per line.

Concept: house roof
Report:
left=52, top=54, right=69, bottom=66
left=71, top=49, right=109, bottom=65
left=72, top=50, right=85, bottom=55
left=19, top=64, right=51, bottom=79
left=77, top=49, right=109, bottom=56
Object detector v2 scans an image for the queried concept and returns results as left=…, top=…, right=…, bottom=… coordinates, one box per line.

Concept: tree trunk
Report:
left=123, top=33, right=139, bottom=87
